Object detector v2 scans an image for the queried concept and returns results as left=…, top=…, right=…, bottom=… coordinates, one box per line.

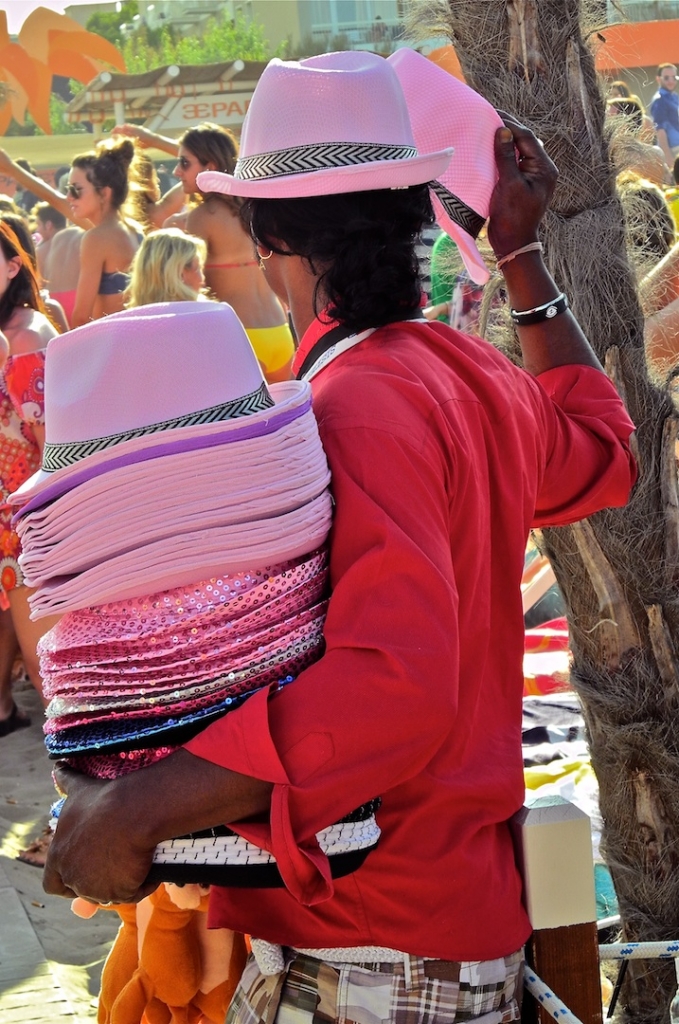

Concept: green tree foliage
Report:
left=122, top=11, right=275, bottom=73
left=5, top=92, right=88, bottom=137
left=86, top=1, right=139, bottom=48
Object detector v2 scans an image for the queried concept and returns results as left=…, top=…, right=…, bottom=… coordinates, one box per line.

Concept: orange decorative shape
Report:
left=0, top=5, right=126, bottom=136
left=0, top=42, right=41, bottom=111
left=47, top=29, right=126, bottom=72
left=426, top=46, right=465, bottom=82
left=594, top=20, right=679, bottom=72
left=26, top=58, right=52, bottom=135
left=0, top=10, right=9, bottom=51
left=18, top=7, right=95, bottom=63
left=47, top=50, right=101, bottom=86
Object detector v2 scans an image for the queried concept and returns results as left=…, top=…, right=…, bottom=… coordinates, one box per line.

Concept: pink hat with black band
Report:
left=10, top=302, right=333, bottom=616
left=196, top=50, right=453, bottom=199
left=388, top=48, right=504, bottom=284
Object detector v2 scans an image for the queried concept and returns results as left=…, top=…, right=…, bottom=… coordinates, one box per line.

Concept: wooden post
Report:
left=513, top=796, right=602, bottom=1024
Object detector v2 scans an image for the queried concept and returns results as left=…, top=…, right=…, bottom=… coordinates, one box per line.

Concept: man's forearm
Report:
left=500, top=251, right=603, bottom=376
left=113, top=748, right=273, bottom=848
left=44, top=749, right=273, bottom=904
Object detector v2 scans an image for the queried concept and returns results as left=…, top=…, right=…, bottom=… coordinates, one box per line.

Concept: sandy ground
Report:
left=0, top=673, right=118, bottom=1021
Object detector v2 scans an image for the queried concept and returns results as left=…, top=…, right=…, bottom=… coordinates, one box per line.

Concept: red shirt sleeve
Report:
left=531, top=364, right=637, bottom=526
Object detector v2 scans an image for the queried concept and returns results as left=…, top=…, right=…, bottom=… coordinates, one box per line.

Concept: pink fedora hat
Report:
left=11, top=302, right=309, bottom=503
left=196, top=50, right=453, bottom=199
left=388, top=48, right=504, bottom=284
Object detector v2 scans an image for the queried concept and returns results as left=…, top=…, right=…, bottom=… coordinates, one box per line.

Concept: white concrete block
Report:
left=513, top=795, right=597, bottom=930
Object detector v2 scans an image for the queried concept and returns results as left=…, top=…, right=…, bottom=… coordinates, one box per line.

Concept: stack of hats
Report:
left=39, top=553, right=329, bottom=774
left=12, top=302, right=332, bottom=762
left=11, top=302, right=381, bottom=885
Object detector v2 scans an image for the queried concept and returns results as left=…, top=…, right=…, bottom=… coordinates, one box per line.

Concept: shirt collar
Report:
left=292, top=312, right=341, bottom=377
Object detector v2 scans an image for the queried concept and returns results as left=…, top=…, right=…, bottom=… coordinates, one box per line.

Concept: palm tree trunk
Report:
left=425, top=2, right=679, bottom=1020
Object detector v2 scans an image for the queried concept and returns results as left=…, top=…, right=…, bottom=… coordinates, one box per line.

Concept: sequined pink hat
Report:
left=388, top=48, right=504, bottom=284
left=196, top=50, right=453, bottom=199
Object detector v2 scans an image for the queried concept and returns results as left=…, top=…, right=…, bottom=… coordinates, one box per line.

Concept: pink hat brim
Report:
left=430, top=192, right=491, bottom=285
left=197, top=148, right=453, bottom=199
left=27, top=494, right=332, bottom=618
left=10, top=380, right=309, bottom=508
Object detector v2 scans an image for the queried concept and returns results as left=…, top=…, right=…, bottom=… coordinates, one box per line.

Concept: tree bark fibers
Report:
left=435, top=2, right=679, bottom=1021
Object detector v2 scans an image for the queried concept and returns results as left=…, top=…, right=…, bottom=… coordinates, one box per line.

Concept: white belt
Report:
left=250, top=940, right=425, bottom=976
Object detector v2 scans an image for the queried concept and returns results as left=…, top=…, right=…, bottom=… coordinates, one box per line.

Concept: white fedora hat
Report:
left=197, top=50, right=453, bottom=199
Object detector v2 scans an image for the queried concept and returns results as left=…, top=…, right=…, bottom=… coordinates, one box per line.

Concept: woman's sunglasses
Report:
left=177, top=156, right=192, bottom=170
left=66, top=183, right=83, bottom=199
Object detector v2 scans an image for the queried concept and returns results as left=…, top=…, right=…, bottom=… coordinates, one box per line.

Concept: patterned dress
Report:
left=0, top=350, right=45, bottom=605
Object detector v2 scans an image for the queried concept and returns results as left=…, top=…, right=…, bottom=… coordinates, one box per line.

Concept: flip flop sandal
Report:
left=0, top=702, right=31, bottom=737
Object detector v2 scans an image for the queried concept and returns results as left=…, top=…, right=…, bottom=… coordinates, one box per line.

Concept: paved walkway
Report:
left=0, top=677, right=117, bottom=1023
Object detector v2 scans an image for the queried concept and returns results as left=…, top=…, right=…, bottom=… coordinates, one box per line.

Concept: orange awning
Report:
left=426, top=46, right=464, bottom=81
left=428, top=21, right=679, bottom=80
left=594, top=19, right=678, bottom=72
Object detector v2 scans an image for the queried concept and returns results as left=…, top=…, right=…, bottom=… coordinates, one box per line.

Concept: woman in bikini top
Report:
left=173, top=125, right=295, bottom=383
left=65, top=138, right=142, bottom=327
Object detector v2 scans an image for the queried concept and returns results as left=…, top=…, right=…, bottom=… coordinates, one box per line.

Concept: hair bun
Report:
left=96, top=136, right=135, bottom=168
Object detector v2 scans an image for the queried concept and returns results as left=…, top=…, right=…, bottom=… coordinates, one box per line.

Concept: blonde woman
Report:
left=126, top=228, right=207, bottom=307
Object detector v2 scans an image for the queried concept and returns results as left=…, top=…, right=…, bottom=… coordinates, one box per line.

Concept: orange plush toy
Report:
left=73, top=886, right=247, bottom=1024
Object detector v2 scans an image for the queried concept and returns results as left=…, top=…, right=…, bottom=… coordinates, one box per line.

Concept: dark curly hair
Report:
left=0, top=220, right=44, bottom=330
left=71, top=137, right=136, bottom=210
left=244, top=185, right=434, bottom=332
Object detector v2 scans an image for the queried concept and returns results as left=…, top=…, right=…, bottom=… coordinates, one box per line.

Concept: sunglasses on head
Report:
left=66, top=183, right=83, bottom=199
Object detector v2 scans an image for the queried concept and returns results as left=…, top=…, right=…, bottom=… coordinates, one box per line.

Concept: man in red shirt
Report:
left=45, top=53, right=636, bottom=1024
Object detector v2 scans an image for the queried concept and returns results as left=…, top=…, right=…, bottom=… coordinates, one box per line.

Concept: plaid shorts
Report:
left=226, top=948, right=524, bottom=1024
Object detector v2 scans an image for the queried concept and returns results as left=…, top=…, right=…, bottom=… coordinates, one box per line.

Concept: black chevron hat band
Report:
left=429, top=180, right=486, bottom=239
left=42, top=383, right=274, bottom=473
left=235, top=141, right=419, bottom=181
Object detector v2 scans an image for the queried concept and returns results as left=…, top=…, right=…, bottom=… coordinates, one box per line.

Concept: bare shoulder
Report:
left=50, top=226, right=84, bottom=253
left=186, top=202, right=212, bottom=233
left=163, top=210, right=189, bottom=230
left=80, top=226, right=106, bottom=257
left=6, top=308, right=58, bottom=355
left=188, top=199, right=241, bottom=249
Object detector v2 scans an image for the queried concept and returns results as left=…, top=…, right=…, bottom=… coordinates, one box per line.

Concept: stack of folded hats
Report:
left=10, top=302, right=380, bottom=886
